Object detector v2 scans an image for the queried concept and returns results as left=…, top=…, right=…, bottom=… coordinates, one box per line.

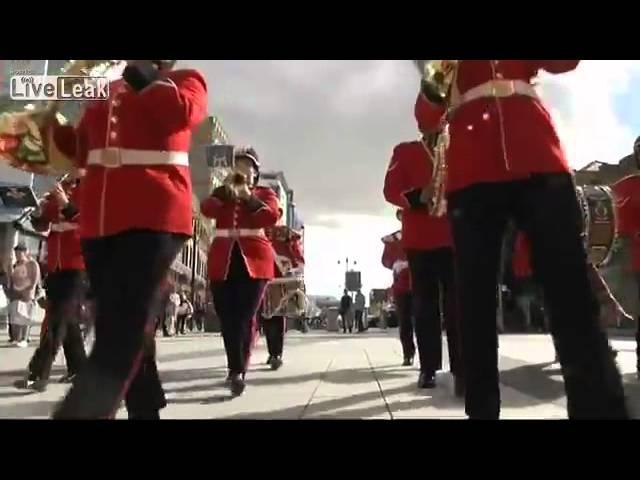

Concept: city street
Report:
left=0, top=329, right=638, bottom=419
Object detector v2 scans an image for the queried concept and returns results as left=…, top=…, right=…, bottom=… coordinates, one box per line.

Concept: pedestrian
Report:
left=49, top=59, right=207, bottom=419
left=354, top=289, right=366, bottom=333
left=165, top=289, right=180, bottom=336
left=7, top=243, right=41, bottom=347
left=415, top=59, right=627, bottom=418
left=176, top=293, right=193, bottom=335
left=381, top=225, right=415, bottom=366
left=22, top=175, right=88, bottom=391
left=383, top=133, right=464, bottom=394
left=201, top=146, right=280, bottom=396
left=339, top=290, right=353, bottom=333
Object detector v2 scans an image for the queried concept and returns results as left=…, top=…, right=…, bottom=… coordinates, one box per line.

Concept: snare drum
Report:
left=262, top=277, right=306, bottom=319
left=576, top=185, right=617, bottom=266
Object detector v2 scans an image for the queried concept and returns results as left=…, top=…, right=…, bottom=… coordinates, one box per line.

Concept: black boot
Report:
left=402, top=356, right=414, bottom=367
left=230, top=373, right=246, bottom=397
left=266, top=355, right=273, bottom=365
left=417, top=372, right=436, bottom=389
left=128, top=410, right=160, bottom=420
left=270, top=356, right=283, bottom=371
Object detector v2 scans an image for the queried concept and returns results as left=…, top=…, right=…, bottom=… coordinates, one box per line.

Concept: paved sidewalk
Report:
left=0, top=329, right=638, bottom=419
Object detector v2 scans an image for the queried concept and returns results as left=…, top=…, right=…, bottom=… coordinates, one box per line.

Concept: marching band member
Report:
left=415, top=60, right=627, bottom=418
left=612, top=164, right=640, bottom=380
left=201, top=147, right=281, bottom=396
left=24, top=175, right=87, bottom=391
left=381, top=219, right=415, bottom=366
left=47, top=60, right=207, bottom=419
left=261, top=225, right=306, bottom=370
left=383, top=132, right=464, bottom=395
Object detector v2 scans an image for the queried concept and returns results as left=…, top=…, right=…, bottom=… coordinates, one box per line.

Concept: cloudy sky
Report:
left=179, top=60, right=640, bottom=298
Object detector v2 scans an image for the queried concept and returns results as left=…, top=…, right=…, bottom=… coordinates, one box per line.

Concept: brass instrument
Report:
left=414, top=60, right=458, bottom=217
left=0, top=60, right=122, bottom=176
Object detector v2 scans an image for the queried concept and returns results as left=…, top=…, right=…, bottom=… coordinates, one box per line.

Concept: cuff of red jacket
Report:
left=403, top=189, right=426, bottom=209
left=61, top=203, right=79, bottom=221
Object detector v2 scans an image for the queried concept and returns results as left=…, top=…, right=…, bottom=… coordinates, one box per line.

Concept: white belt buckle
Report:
left=100, top=147, right=121, bottom=168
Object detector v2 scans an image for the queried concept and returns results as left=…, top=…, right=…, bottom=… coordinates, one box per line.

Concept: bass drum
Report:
left=262, top=277, right=306, bottom=319
left=576, top=185, right=617, bottom=267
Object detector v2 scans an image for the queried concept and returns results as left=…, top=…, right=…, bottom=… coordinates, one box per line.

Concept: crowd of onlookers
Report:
left=155, top=288, right=207, bottom=337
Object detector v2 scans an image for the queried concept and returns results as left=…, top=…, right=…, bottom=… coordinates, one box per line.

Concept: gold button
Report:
left=110, top=116, right=118, bottom=124
left=110, top=131, right=118, bottom=140
left=112, top=99, right=120, bottom=107
left=496, top=72, right=504, bottom=79
left=482, top=112, right=490, bottom=120
left=467, top=125, right=474, bottom=131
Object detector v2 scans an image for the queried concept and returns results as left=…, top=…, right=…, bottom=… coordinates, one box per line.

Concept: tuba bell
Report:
left=0, top=60, right=123, bottom=176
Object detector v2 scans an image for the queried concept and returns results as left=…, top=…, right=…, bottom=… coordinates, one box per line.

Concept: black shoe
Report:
left=270, top=357, right=283, bottom=371
left=417, top=372, right=436, bottom=389
left=454, top=376, right=465, bottom=398
left=31, top=379, right=48, bottom=392
left=402, top=357, right=414, bottom=367
left=128, top=410, right=160, bottom=420
left=59, top=373, right=76, bottom=384
left=266, top=356, right=273, bottom=365
left=230, top=374, right=246, bottom=397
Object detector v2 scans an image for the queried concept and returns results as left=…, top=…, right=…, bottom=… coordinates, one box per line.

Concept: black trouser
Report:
left=28, top=270, right=87, bottom=382
left=395, top=292, right=415, bottom=360
left=264, top=315, right=285, bottom=358
left=636, top=273, right=640, bottom=372
left=448, top=173, right=627, bottom=419
left=176, top=314, right=187, bottom=335
left=355, top=310, right=364, bottom=332
left=52, top=230, right=186, bottom=419
left=211, top=245, right=267, bottom=376
left=406, top=247, right=463, bottom=378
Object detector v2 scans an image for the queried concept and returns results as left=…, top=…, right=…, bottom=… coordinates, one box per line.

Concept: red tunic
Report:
left=414, top=60, right=579, bottom=193
left=612, top=174, right=640, bottom=271
left=201, top=186, right=281, bottom=281
left=381, top=231, right=411, bottom=295
left=32, top=185, right=85, bottom=272
left=53, top=69, right=208, bottom=239
left=383, top=141, right=452, bottom=250
left=512, top=232, right=532, bottom=279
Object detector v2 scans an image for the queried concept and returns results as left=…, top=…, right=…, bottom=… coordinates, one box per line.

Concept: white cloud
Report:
left=537, top=60, right=640, bottom=168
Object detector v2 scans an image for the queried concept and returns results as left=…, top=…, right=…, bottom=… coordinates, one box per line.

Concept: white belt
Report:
left=392, top=260, right=409, bottom=274
left=215, top=228, right=265, bottom=239
left=269, top=277, right=303, bottom=286
left=50, top=222, right=78, bottom=232
left=87, top=149, right=190, bottom=168
left=453, top=79, right=539, bottom=109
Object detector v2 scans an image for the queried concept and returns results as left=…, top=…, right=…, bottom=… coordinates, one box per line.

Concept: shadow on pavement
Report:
left=161, top=365, right=410, bottom=396
left=0, top=400, right=57, bottom=418
left=499, top=360, right=565, bottom=407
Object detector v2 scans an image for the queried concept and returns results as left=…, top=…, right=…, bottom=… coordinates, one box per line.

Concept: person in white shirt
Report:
left=165, top=291, right=180, bottom=336
left=8, top=243, right=41, bottom=347
left=354, top=290, right=366, bottom=333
